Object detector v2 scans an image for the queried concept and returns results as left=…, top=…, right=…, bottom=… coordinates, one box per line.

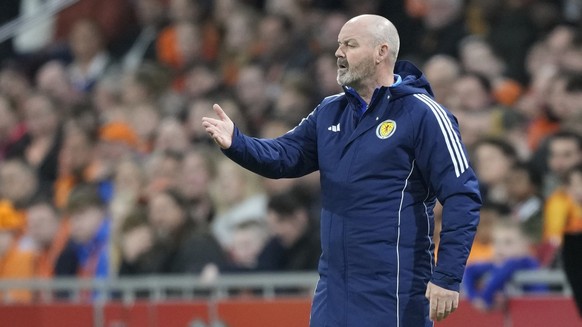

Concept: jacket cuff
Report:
left=221, top=126, right=242, bottom=156
left=430, top=271, right=461, bottom=292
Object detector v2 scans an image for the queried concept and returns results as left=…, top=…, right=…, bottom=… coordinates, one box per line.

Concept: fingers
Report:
left=429, top=298, right=437, bottom=321
left=452, top=296, right=459, bottom=313
left=203, top=121, right=228, bottom=149
left=201, top=117, right=221, bottom=126
left=213, top=104, right=230, bottom=122
left=430, top=297, right=452, bottom=322
left=202, top=105, right=233, bottom=149
left=436, top=298, right=446, bottom=321
left=426, top=282, right=459, bottom=322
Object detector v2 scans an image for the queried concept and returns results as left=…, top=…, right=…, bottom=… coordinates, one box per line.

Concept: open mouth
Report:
left=337, top=61, right=348, bottom=69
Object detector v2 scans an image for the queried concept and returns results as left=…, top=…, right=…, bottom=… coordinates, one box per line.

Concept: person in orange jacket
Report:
left=0, top=200, right=35, bottom=302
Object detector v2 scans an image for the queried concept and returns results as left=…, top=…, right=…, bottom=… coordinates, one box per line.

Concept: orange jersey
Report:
left=466, top=240, right=494, bottom=264
left=0, top=241, right=36, bottom=302
left=543, top=188, right=582, bottom=243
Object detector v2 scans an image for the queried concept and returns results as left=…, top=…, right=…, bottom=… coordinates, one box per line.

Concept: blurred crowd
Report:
left=0, top=0, right=581, bottom=308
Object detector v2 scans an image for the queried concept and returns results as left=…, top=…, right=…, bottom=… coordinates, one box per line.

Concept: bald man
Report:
left=203, top=15, right=481, bottom=327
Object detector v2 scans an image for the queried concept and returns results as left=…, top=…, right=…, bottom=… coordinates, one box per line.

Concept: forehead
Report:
left=337, top=20, right=369, bottom=42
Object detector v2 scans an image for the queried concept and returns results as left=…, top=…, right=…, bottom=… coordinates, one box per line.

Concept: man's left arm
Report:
left=412, top=95, right=482, bottom=321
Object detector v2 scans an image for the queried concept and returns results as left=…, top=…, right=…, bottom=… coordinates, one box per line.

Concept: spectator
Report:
left=110, top=159, right=145, bottom=231
left=257, top=187, right=320, bottom=271
left=55, top=184, right=110, bottom=279
left=95, top=121, right=143, bottom=184
left=0, top=200, right=35, bottom=302
left=0, top=160, right=39, bottom=210
left=422, top=55, right=461, bottom=108
left=211, top=157, right=266, bottom=249
left=118, top=207, right=154, bottom=276
left=226, top=220, right=268, bottom=271
left=67, top=19, right=116, bottom=93
left=524, top=73, right=568, bottom=153
left=177, top=148, right=217, bottom=229
left=25, top=200, right=69, bottom=278
left=464, top=220, right=544, bottom=311
left=541, top=131, right=582, bottom=265
left=5, top=93, right=63, bottom=195
left=505, top=162, right=543, bottom=244
left=142, top=189, right=225, bottom=274
left=543, top=130, right=582, bottom=196
left=473, top=138, right=518, bottom=205
left=111, top=0, right=166, bottom=72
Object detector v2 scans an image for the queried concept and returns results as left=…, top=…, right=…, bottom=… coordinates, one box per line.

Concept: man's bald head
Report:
left=344, top=15, right=400, bottom=63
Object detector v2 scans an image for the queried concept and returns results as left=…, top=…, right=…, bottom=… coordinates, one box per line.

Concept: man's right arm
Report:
left=203, top=104, right=320, bottom=179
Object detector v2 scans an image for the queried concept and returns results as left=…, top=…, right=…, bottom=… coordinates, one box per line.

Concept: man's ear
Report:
left=377, top=44, right=389, bottom=63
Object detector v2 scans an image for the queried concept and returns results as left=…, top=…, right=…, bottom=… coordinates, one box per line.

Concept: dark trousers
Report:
left=563, top=233, right=582, bottom=317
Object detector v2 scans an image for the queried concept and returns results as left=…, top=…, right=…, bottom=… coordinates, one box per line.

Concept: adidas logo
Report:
left=328, top=123, right=340, bottom=132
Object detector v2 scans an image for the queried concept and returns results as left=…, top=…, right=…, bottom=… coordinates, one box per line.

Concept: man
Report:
left=541, top=131, right=582, bottom=265
left=25, top=200, right=70, bottom=278
left=257, top=187, right=320, bottom=272
left=55, top=185, right=110, bottom=280
left=203, top=15, right=481, bottom=326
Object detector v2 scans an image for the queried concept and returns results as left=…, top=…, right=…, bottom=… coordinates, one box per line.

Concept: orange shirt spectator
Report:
left=25, top=202, right=71, bottom=278
left=543, top=188, right=582, bottom=244
left=0, top=200, right=35, bottom=302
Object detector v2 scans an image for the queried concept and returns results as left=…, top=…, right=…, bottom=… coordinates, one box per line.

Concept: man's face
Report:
left=549, top=138, right=582, bottom=177
left=335, top=21, right=376, bottom=87
left=266, top=210, right=304, bottom=248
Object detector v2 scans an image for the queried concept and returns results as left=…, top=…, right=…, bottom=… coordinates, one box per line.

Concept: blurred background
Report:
left=0, top=0, right=581, bottom=326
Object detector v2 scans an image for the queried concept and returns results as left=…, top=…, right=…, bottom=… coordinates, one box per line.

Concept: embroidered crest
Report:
left=376, top=120, right=397, bottom=139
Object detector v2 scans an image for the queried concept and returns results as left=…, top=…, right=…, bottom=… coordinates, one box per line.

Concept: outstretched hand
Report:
left=202, top=104, right=234, bottom=149
left=426, top=281, right=459, bottom=322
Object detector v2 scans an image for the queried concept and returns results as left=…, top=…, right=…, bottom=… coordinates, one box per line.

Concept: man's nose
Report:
left=335, top=46, right=344, bottom=58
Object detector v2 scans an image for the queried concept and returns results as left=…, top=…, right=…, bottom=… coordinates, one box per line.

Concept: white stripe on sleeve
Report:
left=418, top=94, right=469, bottom=170
left=414, top=94, right=463, bottom=177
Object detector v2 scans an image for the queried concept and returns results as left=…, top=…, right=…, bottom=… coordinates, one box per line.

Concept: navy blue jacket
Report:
left=223, top=61, right=481, bottom=327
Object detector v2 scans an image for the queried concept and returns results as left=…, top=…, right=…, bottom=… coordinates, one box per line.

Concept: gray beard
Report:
left=337, top=59, right=376, bottom=87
